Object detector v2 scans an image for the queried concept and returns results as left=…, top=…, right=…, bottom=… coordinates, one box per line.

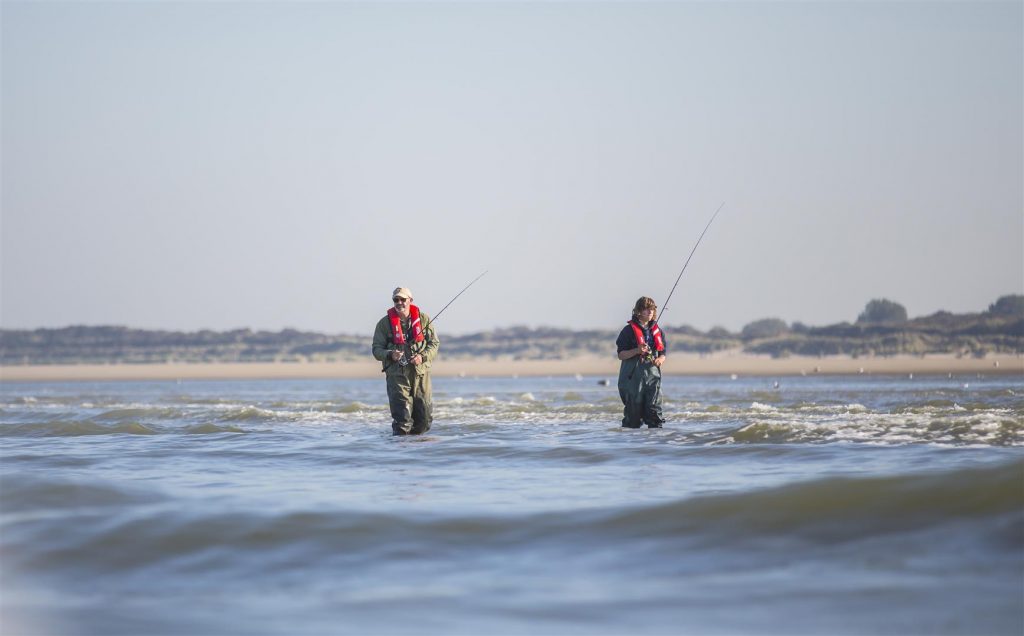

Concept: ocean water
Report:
left=1, top=373, right=1022, bottom=635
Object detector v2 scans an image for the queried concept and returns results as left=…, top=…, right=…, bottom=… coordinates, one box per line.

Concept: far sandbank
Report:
left=1, top=353, right=1020, bottom=382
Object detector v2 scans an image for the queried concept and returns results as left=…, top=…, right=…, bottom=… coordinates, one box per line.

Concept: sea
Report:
left=1, top=373, right=1022, bottom=636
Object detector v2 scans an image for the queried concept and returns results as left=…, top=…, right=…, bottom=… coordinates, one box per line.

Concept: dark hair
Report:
left=632, top=296, right=658, bottom=322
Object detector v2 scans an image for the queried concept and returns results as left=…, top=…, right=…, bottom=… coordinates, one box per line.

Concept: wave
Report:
left=2, top=474, right=164, bottom=512
left=216, top=405, right=279, bottom=422
left=0, top=420, right=160, bottom=437
left=5, top=460, right=1020, bottom=576
left=0, top=419, right=249, bottom=437
left=3, top=386, right=1021, bottom=445
left=94, top=407, right=184, bottom=422
left=584, top=458, right=1013, bottom=544
left=897, top=401, right=1020, bottom=414
left=183, top=423, right=247, bottom=434
left=2, top=408, right=1018, bottom=444
left=723, top=411, right=1023, bottom=446
left=331, top=401, right=372, bottom=414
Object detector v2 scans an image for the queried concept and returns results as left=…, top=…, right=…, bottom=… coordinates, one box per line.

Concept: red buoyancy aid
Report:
left=629, top=320, right=665, bottom=353
left=388, top=305, right=425, bottom=345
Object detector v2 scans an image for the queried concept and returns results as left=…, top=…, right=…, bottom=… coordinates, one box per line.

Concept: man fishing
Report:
left=616, top=297, right=667, bottom=428
left=372, top=287, right=439, bottom=435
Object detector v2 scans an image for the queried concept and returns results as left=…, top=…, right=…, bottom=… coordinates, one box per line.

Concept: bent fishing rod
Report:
left=629, top=203, right=724, bottom=379
left=396, top=270, right=488, bottom=366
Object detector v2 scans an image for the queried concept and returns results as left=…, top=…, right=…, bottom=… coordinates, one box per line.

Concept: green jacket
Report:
left=372, top=310, right=440, bottom=375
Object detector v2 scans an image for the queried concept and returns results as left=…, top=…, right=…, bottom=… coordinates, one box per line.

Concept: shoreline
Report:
left=1, top=354, right=1020, bottom=382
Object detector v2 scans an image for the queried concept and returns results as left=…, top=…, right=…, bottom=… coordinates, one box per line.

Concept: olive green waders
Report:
left=617, top=359, right=665, bottom=428
left=385, top=365, right=432, bottom=435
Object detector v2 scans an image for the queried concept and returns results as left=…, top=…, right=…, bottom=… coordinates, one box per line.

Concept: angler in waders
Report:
left=616, top=296, right=667, bottom=429
left=372, top=287, right=439, bottom=435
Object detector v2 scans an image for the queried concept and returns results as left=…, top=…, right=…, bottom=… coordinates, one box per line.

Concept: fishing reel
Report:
left=396, top=347, right=416, bottom=367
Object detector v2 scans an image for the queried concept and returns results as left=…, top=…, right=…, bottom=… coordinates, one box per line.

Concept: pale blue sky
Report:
left=2, top=1, right=1021, bottom=335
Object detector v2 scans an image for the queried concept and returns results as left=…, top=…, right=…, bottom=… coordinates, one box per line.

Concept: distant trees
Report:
left=740, top=318, right=789, bottom=340
left=988, top=294, right=1024, bottom=316
left=3, top=296, right=1022, bottom=364
left=707, top=326, right=734, bottom=339
left=857, top=299, right=908, bottom=324
left=790, top=321, right=810, bottom=334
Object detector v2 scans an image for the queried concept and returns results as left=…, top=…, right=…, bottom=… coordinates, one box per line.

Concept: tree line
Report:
left=1, top=296, right=1021, bottom=365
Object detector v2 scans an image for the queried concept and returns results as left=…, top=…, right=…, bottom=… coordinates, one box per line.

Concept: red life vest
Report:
left=388, top=305, right=424, bottom=345
left=629, top=320, right=664, bottom=353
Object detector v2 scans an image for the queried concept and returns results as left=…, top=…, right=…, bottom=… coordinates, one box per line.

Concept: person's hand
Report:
left=638, top=343, right=650, bottom=357
left=654, top=355, right=665, bottom=368
left=390, top=350, right=403, bottom=361
left=410, top=354, right=423, bottom=366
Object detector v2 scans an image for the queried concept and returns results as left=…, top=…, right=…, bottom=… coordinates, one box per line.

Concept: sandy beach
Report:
left=1, top=353, right=1020, bottom=382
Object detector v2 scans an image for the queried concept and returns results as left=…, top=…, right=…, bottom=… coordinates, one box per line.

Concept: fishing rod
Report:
left=658, top=201, right=724, bottom=325
left=396, top=270, right=488, bottom=366
left=628, top=203, right=723, bottom=379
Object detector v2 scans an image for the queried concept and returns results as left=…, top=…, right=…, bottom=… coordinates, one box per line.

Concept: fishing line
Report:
left=427, top=270, right=488, bottom=326
left=397, top=271, right=488, bottom=366
left=658, top=201, right=724, bottom=324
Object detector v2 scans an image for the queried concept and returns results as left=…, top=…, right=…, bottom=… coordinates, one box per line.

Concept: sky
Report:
left=2, top=0, right=1021, bottom=336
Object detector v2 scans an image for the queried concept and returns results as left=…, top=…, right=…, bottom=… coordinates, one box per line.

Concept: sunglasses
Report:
left=393, top=297, right=409, bottom=303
